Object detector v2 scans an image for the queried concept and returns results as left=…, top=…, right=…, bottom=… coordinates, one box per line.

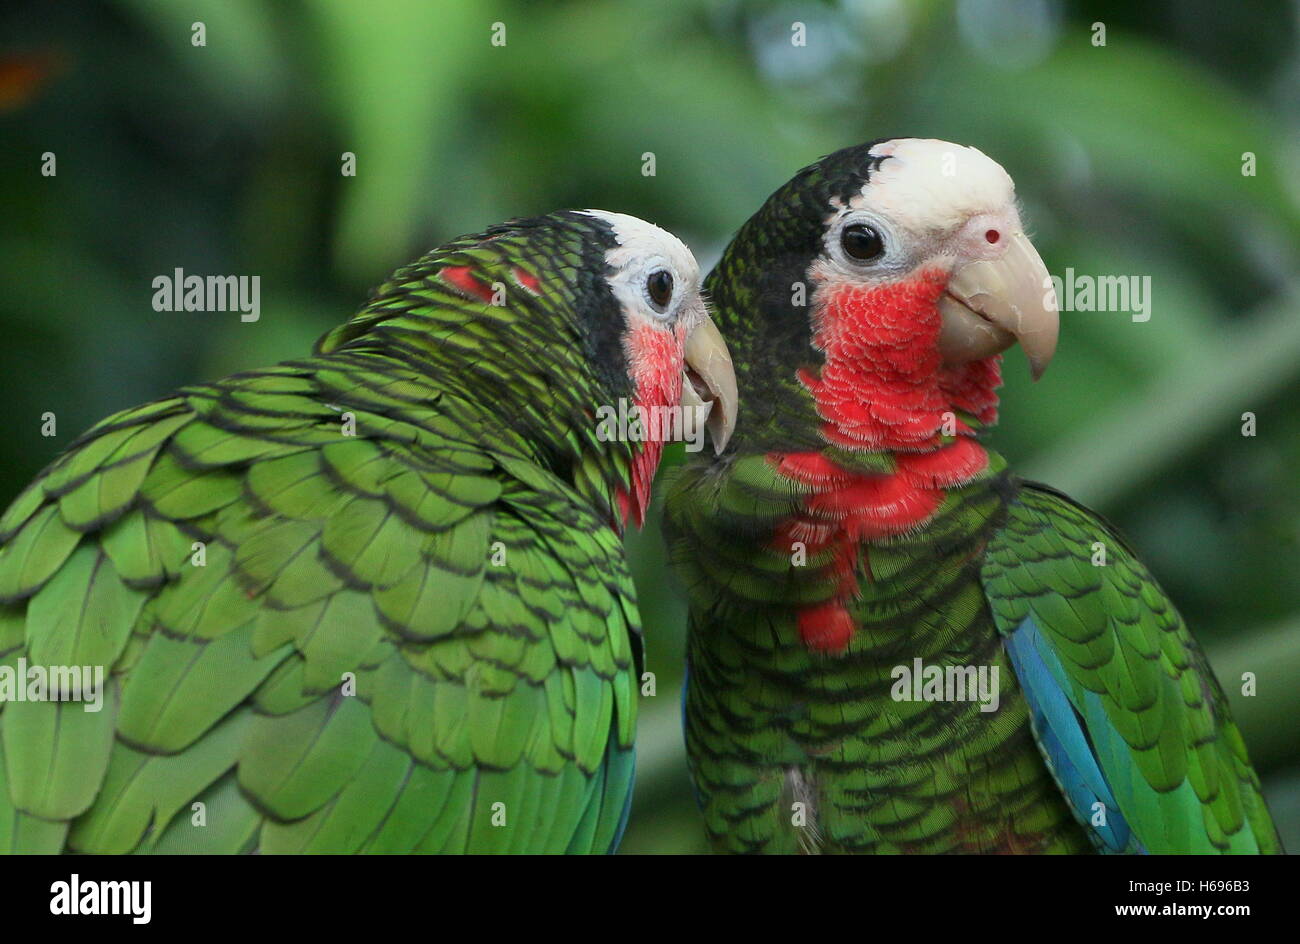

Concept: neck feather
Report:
left=764, top=269, right=1006, bottom=652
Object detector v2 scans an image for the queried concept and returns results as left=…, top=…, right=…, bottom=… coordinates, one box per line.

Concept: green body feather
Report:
left=669, top=450, right=1280, bottom=853
left=669, top=449, right=1086, bottom=852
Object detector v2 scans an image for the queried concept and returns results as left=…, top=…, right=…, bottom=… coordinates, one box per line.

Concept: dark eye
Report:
left=841, top=223, right=885, bottom=262
left=646, top=269, right=674, bottom=312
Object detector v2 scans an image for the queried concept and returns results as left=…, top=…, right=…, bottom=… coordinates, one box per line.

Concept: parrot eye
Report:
left=841, top=223, right=885, bottom=262
left=645, top=269, right=674, bottom=312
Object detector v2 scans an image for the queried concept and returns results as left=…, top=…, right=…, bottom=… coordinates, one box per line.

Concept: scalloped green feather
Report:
left=116, top=622, right=290, bottom=753
left=26, top=544, right=146, bottom=668
left=147, top=770, right=260, bottom=854
left=0, top=505, right=82, bottom=603
left=239, top=694, right=376, bottom=820
left=68, top=707, right=252, bottom=853
left=2, top=680, right=119, bottom=819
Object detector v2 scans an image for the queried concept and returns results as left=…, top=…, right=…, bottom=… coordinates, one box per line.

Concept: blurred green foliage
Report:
left=1, top=0, right=1296, bottom=854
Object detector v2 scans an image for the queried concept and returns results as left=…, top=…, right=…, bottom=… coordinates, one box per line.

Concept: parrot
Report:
left=0, top=208, right=737, bottom=854
left=664, top=138, right=1281, bottom=854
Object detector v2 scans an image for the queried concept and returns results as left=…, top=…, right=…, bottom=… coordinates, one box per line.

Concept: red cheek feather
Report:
left=512, top=266, right=542, bottom=295
left=800, top=269, right=950, bottom=451
left=615, top=320, right=686, bottom=529
left=440, top=265, right=498, bottom=305
left=772, top=269, right=1003, bottom=654
left=939, top=356, right=1002, bottom=425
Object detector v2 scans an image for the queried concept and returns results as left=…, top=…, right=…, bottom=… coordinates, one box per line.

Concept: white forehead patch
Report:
left=580, top=209, right=700, bottom=290
left=852, top=139, right=1016, bottom=235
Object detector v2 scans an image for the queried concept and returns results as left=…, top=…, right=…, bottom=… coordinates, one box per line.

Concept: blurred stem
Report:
left=1024, top=290, right=1300, bottom=507
left=634, top=695, right=691, bottom=801
left=1212, top=619, right=1300, bottom=771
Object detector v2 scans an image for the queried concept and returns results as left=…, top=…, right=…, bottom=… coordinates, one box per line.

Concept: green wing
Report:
left=0, top=362, right=638, bottom=853
left=981, top=482, right=1280, bottom=854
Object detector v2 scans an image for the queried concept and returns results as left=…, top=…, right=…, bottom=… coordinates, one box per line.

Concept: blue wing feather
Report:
left=1004, top=615, right=1143, bottom=853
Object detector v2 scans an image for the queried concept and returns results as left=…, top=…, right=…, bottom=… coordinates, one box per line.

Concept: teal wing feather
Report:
left=981, top=482, right=1280, bottom=854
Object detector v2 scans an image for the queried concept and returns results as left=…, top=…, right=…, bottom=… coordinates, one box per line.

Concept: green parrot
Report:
left=0, top=209, right=736, bottom=854
left=664, top=139, right=1280, bottom=854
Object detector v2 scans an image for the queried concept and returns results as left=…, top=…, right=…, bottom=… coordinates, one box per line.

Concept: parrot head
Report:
left=582, top=209, right=737, bottom=451
left=581, top=210, right=738, bottom=523
left=707, top=138, right=1057, bottom=454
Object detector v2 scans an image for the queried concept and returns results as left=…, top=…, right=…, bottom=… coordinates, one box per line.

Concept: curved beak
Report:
left=937, top=231, right=1059, bottom=380
left=680, top=313, right=737, bottom=455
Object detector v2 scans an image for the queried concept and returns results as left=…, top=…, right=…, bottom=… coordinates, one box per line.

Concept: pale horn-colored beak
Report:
left=679, top=314, right=737, bottom=455
left=937, top=231, right=1059, bottom=380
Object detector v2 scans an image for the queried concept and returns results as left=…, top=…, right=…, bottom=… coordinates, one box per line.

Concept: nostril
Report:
left=985, top=229, right=1000, bottom=244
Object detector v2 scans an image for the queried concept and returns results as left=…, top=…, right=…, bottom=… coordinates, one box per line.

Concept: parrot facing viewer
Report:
left=665, top=139, right=1280, bottom=854
left=0, top=209, right=736, bottom=853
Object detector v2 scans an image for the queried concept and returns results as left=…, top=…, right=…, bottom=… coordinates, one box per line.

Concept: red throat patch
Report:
left=774, top=268, right=1002, bottom=654
left=614, top=320, right=686, bottom=529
